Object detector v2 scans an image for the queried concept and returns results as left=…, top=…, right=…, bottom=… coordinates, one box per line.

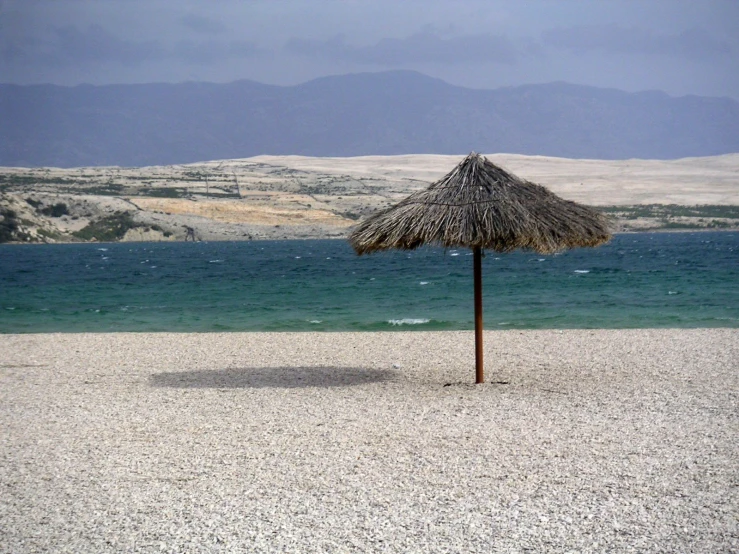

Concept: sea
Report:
left=0, top=232, right=737, bottom=333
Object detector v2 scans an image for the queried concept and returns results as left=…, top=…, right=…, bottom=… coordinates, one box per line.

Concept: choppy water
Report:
left=1, top=232, right=737, bottom=332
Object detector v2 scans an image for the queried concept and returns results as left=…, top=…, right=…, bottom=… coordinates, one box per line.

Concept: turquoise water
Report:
left=0, top=232, right=737, bottom=332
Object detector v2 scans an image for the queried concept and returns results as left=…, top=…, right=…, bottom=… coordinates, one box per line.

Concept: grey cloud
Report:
left=10, top=24, right=262, bottom=68
left=286, top=31, right=522, bottom=65
left=1, top=37, right=34, bottom=64
left=543, top=25, right=732, bottom=60
left=52, top=24, right=164, bottom=65
left=172, top=39, right=261, bottom=64
left=179, top=13, right=227, bottom=35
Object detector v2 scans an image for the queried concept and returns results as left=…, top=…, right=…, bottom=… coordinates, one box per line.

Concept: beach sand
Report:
left=1, top=330, right=737, bottom=552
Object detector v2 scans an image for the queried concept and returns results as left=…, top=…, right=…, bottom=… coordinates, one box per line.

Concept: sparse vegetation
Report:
left=598, top=204, right=739, bottom=220
left=71, top=211, right=173, bottom=241
left=81, top=184, right=125, bottom=196
left=0, top=208, right=30, bottom=242
left=40, top=203, right=69, bottom=217
left=198, top=190, right=241, bottom=198
left=659, top=221, right=704, bottom=230
left=138, top=187, right=187, bottom=198
left=0, top=175, right=79, bottom=186
left=596, top=204, right=739, bottom=231
left=37, top=228, right=63, bottom=240
left=72, top=211, right=139, bottom=242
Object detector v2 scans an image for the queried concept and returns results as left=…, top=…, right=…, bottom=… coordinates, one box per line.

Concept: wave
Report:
left=387, top=318, right=430, bottom=326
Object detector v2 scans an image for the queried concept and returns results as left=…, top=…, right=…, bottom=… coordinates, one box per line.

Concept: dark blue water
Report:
left=0, top=232, right=737, bottom=332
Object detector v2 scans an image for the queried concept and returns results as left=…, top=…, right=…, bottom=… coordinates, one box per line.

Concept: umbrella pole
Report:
left=474, top=246, right=484, bottom=384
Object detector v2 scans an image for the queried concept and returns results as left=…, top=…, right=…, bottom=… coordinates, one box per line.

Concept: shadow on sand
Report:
left=149, top=366, right=397, bottom=389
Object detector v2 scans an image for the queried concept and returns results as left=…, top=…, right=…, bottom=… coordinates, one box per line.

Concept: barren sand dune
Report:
left=248, top=152, right=739, bottom=206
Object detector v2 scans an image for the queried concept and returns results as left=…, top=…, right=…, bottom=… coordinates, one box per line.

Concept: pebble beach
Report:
left=1, top=329, right=738, bottom=553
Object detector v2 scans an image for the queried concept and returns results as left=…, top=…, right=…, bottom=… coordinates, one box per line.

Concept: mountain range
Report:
left=2, top=71, right=738, bottom=167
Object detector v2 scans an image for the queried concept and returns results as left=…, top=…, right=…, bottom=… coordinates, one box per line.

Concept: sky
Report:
left=1, top=0, right=738, bottom=99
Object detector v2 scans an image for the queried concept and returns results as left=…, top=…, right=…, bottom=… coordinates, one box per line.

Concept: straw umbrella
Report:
left=349, top=152, right=611, bottom=384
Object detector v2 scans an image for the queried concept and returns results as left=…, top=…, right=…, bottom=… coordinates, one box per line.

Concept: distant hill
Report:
left=2, top=71, right=738, bottom=167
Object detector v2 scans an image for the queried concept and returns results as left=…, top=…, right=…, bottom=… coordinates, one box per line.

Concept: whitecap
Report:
left=450, top=252, right=459, bottom=256
left=97, top=248, right=108, bottom=251
left=209, top=259, right=224, bottom=263
left=309, top=320, right=322, bottom=324
left=370, top=277, right=375, bottom=281
left=295, top=256, right=301, bottom=259
left=668, top=291, right=678, bottom=295
left=388, top=318, right=430, bottom=325
left=538, top=259, right=545, bottom=262
left=574, top=270, right=590, bottom=274
left=419, top=281, right=429, bottom=285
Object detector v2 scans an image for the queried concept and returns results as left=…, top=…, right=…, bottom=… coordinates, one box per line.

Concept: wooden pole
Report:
left=474, top=246, right=484, bottom=384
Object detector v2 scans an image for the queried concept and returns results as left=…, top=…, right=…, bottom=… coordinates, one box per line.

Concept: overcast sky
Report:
left=2, top=0, right=738, bottom=99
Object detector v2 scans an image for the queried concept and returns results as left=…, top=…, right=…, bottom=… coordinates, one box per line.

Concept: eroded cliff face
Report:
left=1, top=154, right=738, bottom=243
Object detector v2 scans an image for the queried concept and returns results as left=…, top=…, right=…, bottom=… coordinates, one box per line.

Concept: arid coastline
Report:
left=2, top=153, right=738, bottom=243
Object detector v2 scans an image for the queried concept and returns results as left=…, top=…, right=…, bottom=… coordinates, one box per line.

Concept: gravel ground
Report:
left=1, top=330, right=738, bottom=553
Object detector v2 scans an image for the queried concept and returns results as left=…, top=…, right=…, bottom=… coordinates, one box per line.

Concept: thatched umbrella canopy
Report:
left=349, top=152, right=611, bottom=383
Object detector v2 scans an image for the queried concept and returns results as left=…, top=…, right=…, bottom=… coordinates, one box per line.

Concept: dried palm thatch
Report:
left=348, top=152, right=611, bottom=385
left=349, top=152, right=611, bottom=255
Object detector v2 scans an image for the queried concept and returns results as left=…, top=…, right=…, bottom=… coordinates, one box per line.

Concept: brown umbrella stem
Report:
left=474, top=246, right=484, bottom=384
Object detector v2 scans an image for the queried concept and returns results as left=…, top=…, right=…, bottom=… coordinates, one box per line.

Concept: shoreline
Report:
left=3, top=323, right=739, bottom=334
left=0, top=227, right=737, bottom=246
left=2, top=329, right=738, bottom=552
left=3, top=152, right=738, bottom=244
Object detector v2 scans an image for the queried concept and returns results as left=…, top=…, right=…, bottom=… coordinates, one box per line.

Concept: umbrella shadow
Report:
left=150, top=366, right=397, bottom=389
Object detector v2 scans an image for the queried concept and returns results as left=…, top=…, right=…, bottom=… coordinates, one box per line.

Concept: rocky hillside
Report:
left=1, top=154, right=738, bottom=244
